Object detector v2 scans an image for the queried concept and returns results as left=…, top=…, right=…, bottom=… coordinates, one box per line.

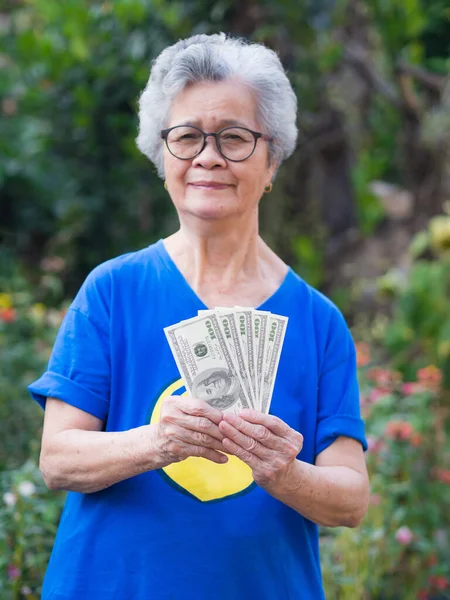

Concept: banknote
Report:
left=164, top=313, right=250, bottom=413
left=260, top=314, right=288, bottom=413
left=233, top=308, right=257, bottom=408
left=252, top=310, right=270, bottom=409
left=214, top=309, right=255, bottom=409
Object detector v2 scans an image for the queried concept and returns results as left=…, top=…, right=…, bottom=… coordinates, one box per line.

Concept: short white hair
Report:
left=136, top=33, right=298, bottom=178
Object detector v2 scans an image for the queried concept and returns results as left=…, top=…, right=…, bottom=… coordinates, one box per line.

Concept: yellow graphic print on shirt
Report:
left=149, top=379, right=254, bottom=502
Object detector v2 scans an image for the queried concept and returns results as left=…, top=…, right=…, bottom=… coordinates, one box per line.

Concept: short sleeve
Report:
left=315, top=308, right=367, bottom=458
left=28, top=268, right=111, bottom=420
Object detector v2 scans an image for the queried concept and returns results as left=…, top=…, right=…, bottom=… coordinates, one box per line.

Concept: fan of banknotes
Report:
left=164, top=308, right=288, bottom=414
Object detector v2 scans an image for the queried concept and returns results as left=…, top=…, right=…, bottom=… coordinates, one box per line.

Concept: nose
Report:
left=192, top=135, right=227, bottom=169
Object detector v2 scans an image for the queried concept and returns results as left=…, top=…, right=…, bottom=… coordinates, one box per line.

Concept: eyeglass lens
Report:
left=166, top=126, right=256, bottom=160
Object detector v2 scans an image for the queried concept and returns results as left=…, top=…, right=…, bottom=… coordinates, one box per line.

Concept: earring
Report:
left=164, top=181, right=168, bottom=190
left=264, top=182, right=273, bottom=194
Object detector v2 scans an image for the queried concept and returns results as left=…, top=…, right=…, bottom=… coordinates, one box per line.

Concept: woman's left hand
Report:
left=219, top=410, right=304, bottom=491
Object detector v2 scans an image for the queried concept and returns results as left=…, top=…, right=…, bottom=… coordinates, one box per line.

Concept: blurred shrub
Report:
left=0, top=460, right=65, bottom=600
left=322, top=348, right=450, bottom=600
left=0, top=265, right=67, bottom=471
left=377, top=214, right=450, bottom=388
left=0, top=0, right=182, bottom=297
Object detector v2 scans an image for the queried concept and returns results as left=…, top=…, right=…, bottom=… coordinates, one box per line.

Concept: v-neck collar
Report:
left=154, top=238, right=294, bottom=311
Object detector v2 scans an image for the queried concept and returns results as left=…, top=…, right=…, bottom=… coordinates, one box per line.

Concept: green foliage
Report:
left=322, top=359, right=450, bottom=599
left=0, top=460, right=65, bottom=600
left=351, top=150, right=386, bottom=236
left=0, top=267, right=66, bottom=470
left=0, top=0, right=181, bottom=297
left=291, top=234, right=325, bottom=288
left=378, top=216, right=450, bottom=388
left=1, top=0, right=450, bottom=596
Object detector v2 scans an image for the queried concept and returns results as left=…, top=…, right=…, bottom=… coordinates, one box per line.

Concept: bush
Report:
left=377, top=214, right=450, bottom=389
left=321, top=345, right=450, bottom=600
left=0, top=460, right=65, bottom=600
left=0, top=266, right=67, bottom=471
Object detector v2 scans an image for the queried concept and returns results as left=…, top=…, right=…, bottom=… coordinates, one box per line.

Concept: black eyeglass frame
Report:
left=160, top=125, right=272, bottom=162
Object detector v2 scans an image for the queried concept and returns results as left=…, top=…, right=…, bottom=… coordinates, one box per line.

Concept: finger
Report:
left=175, top=396, right=223, bottom=425
left=221, top=413, right=285, bottom=450
left=187, top=444, right=228, bottom=464
left=222, top=437, right=263, bottom=470
left=237, top=410, right=303, bottom=446
left=171, top=414, right=224, bottom=442
left=175, top=428, right=226, bottom=452
left=219, top=421, right=269, bottom=460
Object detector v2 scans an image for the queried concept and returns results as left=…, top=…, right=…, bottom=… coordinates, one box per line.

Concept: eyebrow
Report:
left=176, top=118, right=250, bottom=129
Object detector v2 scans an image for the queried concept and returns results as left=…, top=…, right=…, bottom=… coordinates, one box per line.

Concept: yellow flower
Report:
left=429, top=215, right=450, bottom=253
left=29, top=303, right=46, bottom=324
left=438, top=341, right=450, bottom=359
left=0, top=293, right=13, bottom=309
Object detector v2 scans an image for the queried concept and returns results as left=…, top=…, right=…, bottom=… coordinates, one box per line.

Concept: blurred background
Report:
left=0, top=0, right=449, bottom=598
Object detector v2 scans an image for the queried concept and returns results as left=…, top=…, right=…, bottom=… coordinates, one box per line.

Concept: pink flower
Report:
left=370, top=494, right=381, bottom=506
left=367, top=436, right=377, bottom=452
left=395, top=526, right=414, bottom=545
left=436, top=469, right=450, bottom=485
left=385, top=420, right=414, bottom=441
left=417, top=365, right=443, bottom=391
left=401, top=382, right=424, bottom=395
left=367, top=368, right=401, bottom=391
left=366, top=436, right=385, bottom=454
left=369, top=388, right=389, bottom=404
left=7, top=564, right=21, bottom=580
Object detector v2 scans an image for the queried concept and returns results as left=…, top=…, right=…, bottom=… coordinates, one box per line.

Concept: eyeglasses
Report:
left=160, top=125, right=272, bottom=162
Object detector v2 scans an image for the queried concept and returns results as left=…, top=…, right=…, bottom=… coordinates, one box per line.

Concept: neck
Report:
left=165, top=212, right=264, bottom=291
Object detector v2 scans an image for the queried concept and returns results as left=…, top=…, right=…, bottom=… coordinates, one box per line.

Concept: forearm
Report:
left=40, top=424, right=163, bottom=494
left=267, top=460, right=370, bottom=528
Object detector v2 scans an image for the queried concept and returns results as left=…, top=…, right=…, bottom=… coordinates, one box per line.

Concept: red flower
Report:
left=428, top=575, right=449, bottom=591
left=417, top=590, right=429, bottom=600
left=0, top=307, right=17, bottom=323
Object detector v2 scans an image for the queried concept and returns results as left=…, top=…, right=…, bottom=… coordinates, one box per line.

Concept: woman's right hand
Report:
left=150, top=395, right=228, bottom=466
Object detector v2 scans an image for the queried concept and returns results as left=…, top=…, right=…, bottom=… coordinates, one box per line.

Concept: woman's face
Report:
left=163, top=79, right=277, bottom=222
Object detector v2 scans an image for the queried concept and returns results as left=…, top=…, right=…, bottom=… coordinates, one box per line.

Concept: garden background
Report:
left=1, top=0, right=449, bottom=598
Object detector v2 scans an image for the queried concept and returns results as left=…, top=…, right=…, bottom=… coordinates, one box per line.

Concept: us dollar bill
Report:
left=233, top=308, right=257, bottom=408
left=214, top=309, right=255, bottom=409
left=254, top=310, right=271, bottom=410
left=164, top=314, right=250, bottom=413
left=252, top=310, right=270, bottom=410
left=260, top=314, right=288, bottom=413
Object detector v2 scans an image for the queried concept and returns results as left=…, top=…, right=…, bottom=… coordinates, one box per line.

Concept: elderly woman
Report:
left=29, top=33, right=369, bottom=600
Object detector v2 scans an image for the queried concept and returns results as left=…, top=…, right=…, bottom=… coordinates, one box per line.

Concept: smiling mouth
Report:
left=189, top=182, right=231, bottom=190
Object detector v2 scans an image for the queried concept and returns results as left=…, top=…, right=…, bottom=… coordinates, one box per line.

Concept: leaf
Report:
left=409, top=231, right=430, bottom=259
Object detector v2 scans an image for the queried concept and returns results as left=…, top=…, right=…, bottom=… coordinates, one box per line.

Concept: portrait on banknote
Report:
left=192, top=367, right=241, bottom=409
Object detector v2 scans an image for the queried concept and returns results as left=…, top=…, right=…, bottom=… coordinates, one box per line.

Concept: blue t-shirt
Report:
left=28, top=239, right=367, bottom=600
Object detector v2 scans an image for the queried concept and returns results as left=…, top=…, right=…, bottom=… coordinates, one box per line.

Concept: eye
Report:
left=222, top=133, right=245, bottom=141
